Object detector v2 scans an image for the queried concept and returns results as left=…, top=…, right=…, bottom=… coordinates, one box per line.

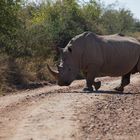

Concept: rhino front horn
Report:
left=47, top=64, right=59, bottom=79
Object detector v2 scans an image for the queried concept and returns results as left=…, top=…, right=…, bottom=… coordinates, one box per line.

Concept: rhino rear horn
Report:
left=47, top=64, right=59, bottom=79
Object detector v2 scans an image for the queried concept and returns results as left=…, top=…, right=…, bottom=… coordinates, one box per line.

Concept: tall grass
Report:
left=0, top=54, right=56, bottom=94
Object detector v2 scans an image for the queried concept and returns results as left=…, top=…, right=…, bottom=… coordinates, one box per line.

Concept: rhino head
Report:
left=47, top=40, right=81, bottom=86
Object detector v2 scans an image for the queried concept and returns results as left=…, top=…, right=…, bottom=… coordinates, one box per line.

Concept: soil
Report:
left=0, top=74, right=140, bottom=140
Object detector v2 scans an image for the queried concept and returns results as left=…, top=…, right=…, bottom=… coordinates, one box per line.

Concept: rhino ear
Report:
left=68, top=47, right=72, bottom=53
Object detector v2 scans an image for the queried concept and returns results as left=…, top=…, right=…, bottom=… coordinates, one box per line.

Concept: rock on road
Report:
left=0, top=74, right=140, bottom=140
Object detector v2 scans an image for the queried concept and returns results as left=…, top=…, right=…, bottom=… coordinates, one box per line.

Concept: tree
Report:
left=81, top=0, right=103, bottom=34
left=133, top=20, right=140, bottom=32
left=0, top=0, right=22, bottom=56
left=32, top=0, right=86, bottom=49
left=118, top=9, right=134, bottom=33
left=101, top=7, right=136, bottom=34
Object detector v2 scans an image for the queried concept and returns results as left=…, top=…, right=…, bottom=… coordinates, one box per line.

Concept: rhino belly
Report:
left=101, top=65, right=133, bottom=76
left=100, top=55, right=139, bottom=77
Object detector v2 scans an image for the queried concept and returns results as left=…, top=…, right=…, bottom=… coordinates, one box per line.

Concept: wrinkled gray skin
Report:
left=48, top=32, right=140, bottom=92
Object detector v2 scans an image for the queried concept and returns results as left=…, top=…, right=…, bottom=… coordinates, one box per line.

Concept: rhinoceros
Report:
left=47, top=32, right=140, bottom=92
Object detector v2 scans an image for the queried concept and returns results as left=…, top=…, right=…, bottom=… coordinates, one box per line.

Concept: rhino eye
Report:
left=68, top=68, right=71, bottom=71
left=68, top=47, right=72, bottom=53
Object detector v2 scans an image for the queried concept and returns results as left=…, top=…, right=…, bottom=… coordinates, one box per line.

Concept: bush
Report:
left=0, top=0, right=140, bottom=93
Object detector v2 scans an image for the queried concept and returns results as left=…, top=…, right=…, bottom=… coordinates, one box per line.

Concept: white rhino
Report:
left=47, top=32, right=140, bottom=92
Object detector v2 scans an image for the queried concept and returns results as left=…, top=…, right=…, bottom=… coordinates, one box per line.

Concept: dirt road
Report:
left=0, top=75, right=140, bottom=140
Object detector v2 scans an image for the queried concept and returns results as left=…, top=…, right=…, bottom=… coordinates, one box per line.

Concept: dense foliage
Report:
left=0, top=0, right=140, bottom=92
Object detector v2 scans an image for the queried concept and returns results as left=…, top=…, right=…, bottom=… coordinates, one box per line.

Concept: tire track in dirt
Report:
left=11, top=93, right=82, bottom=140
left=0, top=81, right=84, bottom=140
left=0, top=74, right=140, bottom=140
left=77, top=75, right=140, bottom=140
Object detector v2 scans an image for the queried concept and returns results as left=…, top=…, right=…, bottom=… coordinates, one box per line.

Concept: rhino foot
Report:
left=94, top=81, right=101, bottom=91
left=114, top=86, right=124, bottom=92
left=83, top=87, right=93, bottom=93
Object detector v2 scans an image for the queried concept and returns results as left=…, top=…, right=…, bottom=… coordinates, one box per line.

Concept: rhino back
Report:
left=99, top=35, right=140, bottom=76
left=80, top=32, right=140, bottom=77
left=82, top=32, right=104, bottom=67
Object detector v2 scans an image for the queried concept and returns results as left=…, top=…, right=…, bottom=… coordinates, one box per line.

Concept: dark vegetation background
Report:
left=0, top=0, right=140, bottom=93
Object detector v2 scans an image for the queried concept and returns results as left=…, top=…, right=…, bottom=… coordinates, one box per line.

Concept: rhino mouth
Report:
left=47, top=64, right=72, bottom=86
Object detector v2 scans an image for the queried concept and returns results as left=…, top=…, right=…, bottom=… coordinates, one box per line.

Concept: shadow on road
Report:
left=90, top=90, right=140, bottom=95
left=68, top=89, right=140, bottom=95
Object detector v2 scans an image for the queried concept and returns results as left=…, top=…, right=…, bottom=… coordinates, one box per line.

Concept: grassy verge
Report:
left=0, top=54, right=56, bottom=94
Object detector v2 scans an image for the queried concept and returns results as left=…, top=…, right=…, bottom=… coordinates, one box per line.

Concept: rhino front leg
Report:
left=83, top=78, right=94, bottom=92
left=115, top=73, right=130, bottom=92
left=83, top=78, right=101, bottom=92
left=83, top=66, right=101, bottom=92
left=93, top=80, right=101, bottom=91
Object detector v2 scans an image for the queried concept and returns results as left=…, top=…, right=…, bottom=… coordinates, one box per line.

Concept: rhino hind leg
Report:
left=137, top=58, right=140, bottom=73
left=115, top=73, right=130, bottom=92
